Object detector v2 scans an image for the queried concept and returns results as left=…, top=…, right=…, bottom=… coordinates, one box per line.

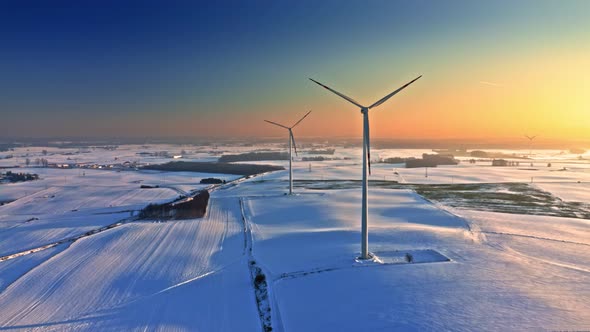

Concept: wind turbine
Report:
left=264, top=110, right=312, bottom=195
left=525, top=134, right=537, bottom=156
left=309, top=75, right=421, bottom=259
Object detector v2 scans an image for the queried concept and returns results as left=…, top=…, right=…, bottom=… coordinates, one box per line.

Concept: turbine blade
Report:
left=291, top=110, right=312, bottom=128
left=309, top=78, right=365, bottom=109
left=365, top=114, right=371, bottom=175
left=290, top=131, right=298, bottom=156
left=368, top=75, right=422, bottom=109
left=264, top=120, right=289, bottom=129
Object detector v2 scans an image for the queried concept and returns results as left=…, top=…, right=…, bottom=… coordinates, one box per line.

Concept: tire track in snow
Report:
left=1, top=242, right=92, bottom=327
left=240, top=197, right=276, bottom=332
left=239, top=198, right=253, bottom=256
left=274, top=258, right=453, bottom=282
left=479, top=230, right=590, bottom=247
left=0, top=243, right=71, bottom=295
left=496, top=243, right=590, bottom=274
left=0, top=218, right=132, bottom=263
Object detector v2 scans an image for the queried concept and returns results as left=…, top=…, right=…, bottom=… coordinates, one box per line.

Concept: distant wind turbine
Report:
left=264, top=110, right=312, bottom=195
left=309, top=75, right=422, bottom=259
left=525, top=134, right=537, bottom=156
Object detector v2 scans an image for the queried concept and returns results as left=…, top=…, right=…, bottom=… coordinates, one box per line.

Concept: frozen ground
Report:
left=0, top=144, right=589, bottom=331
left=240, top=188, right=589, bottom=331
left=0, top=197, right=260, bottom=331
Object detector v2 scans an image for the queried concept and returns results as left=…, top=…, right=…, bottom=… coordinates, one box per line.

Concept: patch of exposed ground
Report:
left=414, top=183, right=590, bottom=218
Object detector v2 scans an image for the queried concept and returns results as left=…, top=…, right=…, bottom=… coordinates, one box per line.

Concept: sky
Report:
left=0, top=0, right=589, bottom=143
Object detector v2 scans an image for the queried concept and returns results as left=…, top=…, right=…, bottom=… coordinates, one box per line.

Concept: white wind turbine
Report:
left=309, top=76, right=421, bottom=259
left=525, top=134, right=537, bottom=156
left=264, top=110, right=312, bottom=195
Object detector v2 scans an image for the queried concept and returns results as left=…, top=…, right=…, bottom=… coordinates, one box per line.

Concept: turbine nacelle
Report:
left=309, top=75, right=421, bottom=176
left=309, top=75, right=422, bottom=112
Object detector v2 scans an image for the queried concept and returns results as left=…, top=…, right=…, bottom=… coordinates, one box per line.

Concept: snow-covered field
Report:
left=0, top=144, right=589, bottom=331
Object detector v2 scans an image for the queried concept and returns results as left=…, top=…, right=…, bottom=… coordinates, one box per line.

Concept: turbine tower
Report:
left=525, top=134, right=537, bottom=157
left=310, top=76, right=421, bottom=259
left=264, top=110, right=312, bottom=195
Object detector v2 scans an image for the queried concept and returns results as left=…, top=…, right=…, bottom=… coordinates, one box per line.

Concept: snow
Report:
left=533, top=181, right=590, bottom=202
left=0, top=212, right=129, bottom=256
left=242, top=189, right=466, bottom=276
left=0, top=244, right=70, bottom=293
left=0, top=144, right=589, bottom=331
left=0, top=197, right=260, bottom=331
left=240, top=188, right=589, bottom=331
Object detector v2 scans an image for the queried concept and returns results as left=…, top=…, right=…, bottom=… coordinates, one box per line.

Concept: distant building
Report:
left=405, top=154, right=458, bottom=168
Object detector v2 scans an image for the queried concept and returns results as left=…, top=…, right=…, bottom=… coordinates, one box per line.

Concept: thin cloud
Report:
left=479, top=81, right=503, bottom=87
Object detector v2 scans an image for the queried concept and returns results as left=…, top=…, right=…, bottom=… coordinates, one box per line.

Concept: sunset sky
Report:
left=1, top=1, right=588, bottom=143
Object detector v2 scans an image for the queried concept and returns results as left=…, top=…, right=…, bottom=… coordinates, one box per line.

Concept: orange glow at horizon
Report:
left=238, top=48, right=589, bottom=142
left=58, top=48, right=588, bottom=143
